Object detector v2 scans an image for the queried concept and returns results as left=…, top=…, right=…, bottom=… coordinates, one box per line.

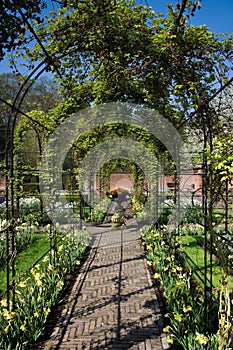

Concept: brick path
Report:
left=38, top=220, right=170, bottom=350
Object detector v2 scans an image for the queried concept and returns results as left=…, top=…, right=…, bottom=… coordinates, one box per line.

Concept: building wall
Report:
left=110, top=173, right=134, bottom=191
left=108, top=171, right=203, bottom=197
left=160, top=174, right=202, bottom=196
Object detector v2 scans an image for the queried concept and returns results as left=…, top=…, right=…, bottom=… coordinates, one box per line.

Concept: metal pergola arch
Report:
left=0, top=0, right=232, bottom=333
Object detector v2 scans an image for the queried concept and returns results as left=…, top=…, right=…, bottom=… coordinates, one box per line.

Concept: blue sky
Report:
left=147, top=0, right=233, bottom=34
left=177, top=0, right=233, bottom=34
left=0, top=0, right=232, bottom=74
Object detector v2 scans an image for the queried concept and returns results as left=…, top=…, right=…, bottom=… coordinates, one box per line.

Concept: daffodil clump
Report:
left=142, top=226, right=231, bottom=350
left=88, top=197, right=111, bottom=222
left=0, top=228, right=91, bottom=349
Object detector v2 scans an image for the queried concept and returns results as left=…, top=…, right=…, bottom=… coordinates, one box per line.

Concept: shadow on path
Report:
left=35, top=220, right=170, bottom=350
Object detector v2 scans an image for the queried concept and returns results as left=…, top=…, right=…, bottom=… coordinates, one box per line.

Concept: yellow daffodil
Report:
left=166, top=255, right=175, bottom=262
left=176, top=281, right=185, bottom=288
left=166, top=335, right=174, bottom=344
left=0, top=299, right=7, bottom=307
left=147, top=261, right=152, bottom=266
left=163, top=326, right=170, bottom=333
left=18, top=281, right=27, bottom=288
left=195, top=332, right=208, bottom=345
left=4, top=326, right=9, bottom=334
left=58, top=245, right=64, bottom=252
left=3, top=309, right=17, bottom=320
left=20, top=324, right=27, bottom=332
left=174, top=314, right=182, bottom=322
left=153, top=273, right=161, bottom=279
left=34, top=272, right=42, bottom=281
left=34, top=311, right=40, bottom=318
left=56, top=281, right=64, bottom=291
left=43, top=307, right=51, bottom=316
left=2, top=309, right=9, bottom=318
left=183, top=306, right=192, bottom=313
left=36, top=280, right=43, bottom=287
left=47, top=264, right=53, bottom=272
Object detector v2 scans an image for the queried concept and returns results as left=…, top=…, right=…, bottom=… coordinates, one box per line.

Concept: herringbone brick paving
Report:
left=37, top=220, right=170, bottom=350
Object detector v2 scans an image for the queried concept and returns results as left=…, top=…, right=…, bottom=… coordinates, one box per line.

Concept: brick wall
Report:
left=108, top=171, right=203, bottom=197
left=110, top=173, right=134, bottom=191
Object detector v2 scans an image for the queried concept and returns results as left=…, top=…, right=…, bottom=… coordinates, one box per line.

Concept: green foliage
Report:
left=206, top=137, right=233, bottom=184
left=0, top=1, right=45, bottom=61
left=13, top=0, right=232, bottom=125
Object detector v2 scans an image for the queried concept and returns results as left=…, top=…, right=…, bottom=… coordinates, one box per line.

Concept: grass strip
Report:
left=179, top=235, right=233, bottom=290
left=0, top=234, right=50, bottom=293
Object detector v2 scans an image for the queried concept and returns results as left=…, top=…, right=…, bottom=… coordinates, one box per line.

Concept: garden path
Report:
left=37, top=219, right=170, bottom=350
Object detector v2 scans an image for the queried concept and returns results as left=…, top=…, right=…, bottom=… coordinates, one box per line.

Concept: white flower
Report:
left=0, top=219, right=8, bottom=230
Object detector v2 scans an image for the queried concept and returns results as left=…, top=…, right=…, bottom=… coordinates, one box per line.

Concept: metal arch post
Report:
left=3, top=60, right=56, bottom=310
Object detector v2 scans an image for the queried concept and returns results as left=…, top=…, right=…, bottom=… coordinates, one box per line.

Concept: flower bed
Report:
left=142, top=226, right=232, bottom=349
left=0, top=197, right=42, bottom=223
left=88, top=197, right=111, bottom=223
left=0, top=228, right=91, bottom=349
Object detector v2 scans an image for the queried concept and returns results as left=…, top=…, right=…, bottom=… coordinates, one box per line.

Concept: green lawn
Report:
left=0, top=234, right=50, bottom=294
left=179, top=235, right=233, bottom=291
